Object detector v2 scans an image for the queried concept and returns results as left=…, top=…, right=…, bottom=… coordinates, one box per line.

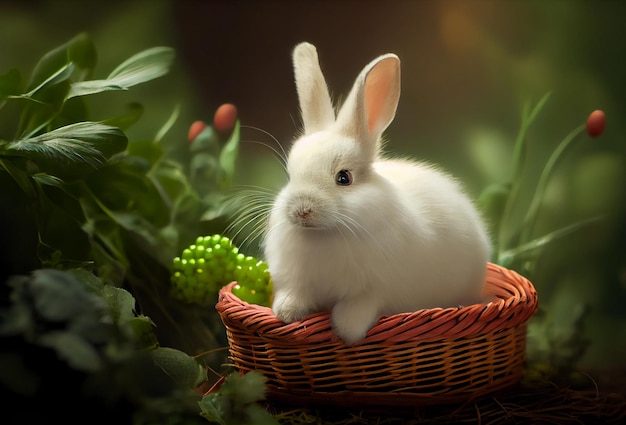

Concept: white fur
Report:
left=263, top=42, right=492, bottom=344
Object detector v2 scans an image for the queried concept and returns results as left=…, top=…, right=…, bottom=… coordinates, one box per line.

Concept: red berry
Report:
left=213, top=103, right=238, bottom=135
left=586, top=110, right=606, bottom=138
left=188, top=120, right=207, bottom=142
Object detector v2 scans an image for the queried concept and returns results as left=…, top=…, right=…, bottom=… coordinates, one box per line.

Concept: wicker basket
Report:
left=215, top=262, right=538, bottom=406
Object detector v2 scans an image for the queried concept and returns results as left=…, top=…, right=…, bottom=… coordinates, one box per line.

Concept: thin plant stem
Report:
left=498, top=214, right=603, bottom=266
left=518, top=123, right=585, bottom=243
left=154, top=103, right=180, bottom=142
left=497, top=92, right=552, bottom=256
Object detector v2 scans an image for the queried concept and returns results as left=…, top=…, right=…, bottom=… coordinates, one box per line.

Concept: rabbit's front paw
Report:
left=331, top=297, right=380, bottom=344
left=271, top=293, right=311, bottom=323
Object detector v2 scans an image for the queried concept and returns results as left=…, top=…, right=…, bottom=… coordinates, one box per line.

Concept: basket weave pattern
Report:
left=216, top=262, right=538, bottom=406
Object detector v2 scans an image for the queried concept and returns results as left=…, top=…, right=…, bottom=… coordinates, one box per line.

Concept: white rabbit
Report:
left=263, top=42, right=492, bottom=344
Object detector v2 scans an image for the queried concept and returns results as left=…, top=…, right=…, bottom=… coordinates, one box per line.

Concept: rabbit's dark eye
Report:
left=335, top=169, right=353, bottom=186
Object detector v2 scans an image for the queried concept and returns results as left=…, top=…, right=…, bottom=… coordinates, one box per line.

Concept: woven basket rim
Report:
left=216, top=262, right=538, bottom=345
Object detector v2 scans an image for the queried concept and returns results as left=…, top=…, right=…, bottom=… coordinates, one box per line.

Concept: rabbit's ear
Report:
left=292, top=42, right=335, bottom=134
left=336, top=54, right=400, bottom=156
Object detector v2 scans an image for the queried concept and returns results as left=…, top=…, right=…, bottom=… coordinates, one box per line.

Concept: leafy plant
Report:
left=0, top=33, right=254, bottom=423
left=0, top=30, right=242, bottom=347
left=478, top=93, right=603, bottom=270
left=199, top=371, right=279, bottom=425
left=0, top=33, right=169, bottom=278
left=0, top=268, right=206, bottom=424
left=476, top=94, right=607, bottom=381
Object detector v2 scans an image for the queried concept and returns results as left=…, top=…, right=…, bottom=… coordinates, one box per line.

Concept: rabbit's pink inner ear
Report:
left=364, top=57, right=400, bottom=137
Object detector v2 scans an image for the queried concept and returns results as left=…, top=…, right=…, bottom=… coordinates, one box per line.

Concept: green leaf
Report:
left=218, top=120, right=240, bottom=189
left=31, top=172, right=65, bottom=188
left=26, top=33, right=96, bottom=93
left=109, top=46, right=174, bottom=84
left=65, top=32, right=98, bottom=76
left=10, top=34, right=98, bottom=139
left=5, top=122, right=127, bottom=168
left=101, top=285, right=137, bottom=324
left=16, top=79, right=72, bottom=140
left=29, top=268, right=105, bottom=322
left=127, top=316, right=159, bottom=350
left=67, top=267, right=107, bottom=293
left=84, top=224, right=128, bottom=286
left=110, top=211, right=173, bottom=265
left=191, top=152, right=220, bottom=189
left=149, top=347, right=205, bottom=389
left=174, top=191, right=206, bottom=235
left=190, top=125, right=220, bottom=153
left=101, top=102, right=144, bottom=131
left=79, top=195, right=129, bottom=260
left=200, top=192, right=228, bottom=222
left=67, top=46, right=175, bottom=99
left=226, top=370, right=268, bottom=405
left=152, top=159, right=191, bottom=203
left=85, top=156, right=170, bottom=227
left=27, top=39, right=72, bottom=92
left=28, top=181, right=93, bottom=261
left=126, top=137, right=164, bottom=165
left=52, top=96, right=90, bottom=129
left=199, top=394, right=228, bottom=425
left=84, top=173, right=175, bottom=268
left=22, top=62, right=75, bottom=99
left=39, top=331, right=102, bottom=373
left=199, top=371, right=278, bottom=425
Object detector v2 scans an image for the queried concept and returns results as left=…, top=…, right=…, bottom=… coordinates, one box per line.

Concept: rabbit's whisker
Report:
left=241, top=124, right=289, bottom=172
left=224, top=187, right=276, bottom=254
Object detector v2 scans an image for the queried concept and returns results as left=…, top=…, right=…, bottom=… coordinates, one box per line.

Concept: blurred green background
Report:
left=1, top=0, right=624, bottom=381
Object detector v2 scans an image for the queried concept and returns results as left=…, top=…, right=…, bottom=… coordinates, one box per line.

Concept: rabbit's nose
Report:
left=294, top=206, right=314, bottom=226
left=297, top=206, right=312, bottom=218
left=288, top=200, right=316, bottom=227
left=287, top=192, right=320, bottom=227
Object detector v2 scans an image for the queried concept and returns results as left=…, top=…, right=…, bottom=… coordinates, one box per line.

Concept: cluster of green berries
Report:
left=170, top=234, right=273, bottom=306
